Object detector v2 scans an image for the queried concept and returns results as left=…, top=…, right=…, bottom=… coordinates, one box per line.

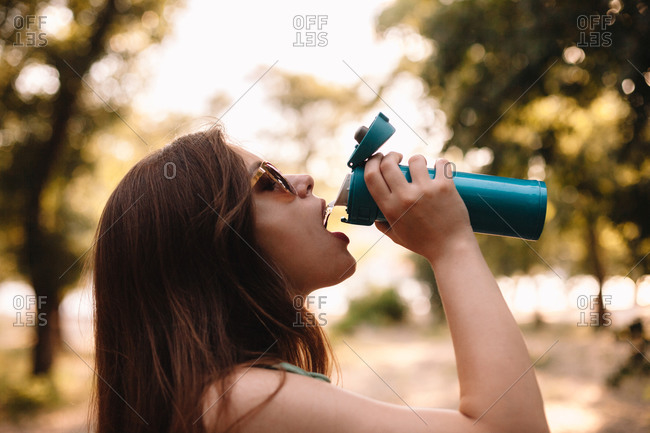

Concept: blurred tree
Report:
left=0, top=0, right=180, bottom=374
left=334, top=287, right=408, bottom=334
left=378, top=0, right=649, bottom=325
left=263, top=70, right=371, bottom=172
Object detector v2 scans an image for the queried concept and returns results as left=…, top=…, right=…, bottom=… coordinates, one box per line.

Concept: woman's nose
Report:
left=286, top=174, right=314, bottom=198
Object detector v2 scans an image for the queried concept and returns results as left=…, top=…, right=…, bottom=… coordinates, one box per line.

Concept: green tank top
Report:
left=260, top=362, right=331, bottom=383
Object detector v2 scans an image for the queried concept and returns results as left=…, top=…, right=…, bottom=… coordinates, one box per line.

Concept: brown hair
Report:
left=91, top=126, right=333, bottom=432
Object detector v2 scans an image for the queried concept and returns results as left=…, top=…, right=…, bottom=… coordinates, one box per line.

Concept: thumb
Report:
left=375, top=221, right=401, bottom=244
left=375, top=221, right=391, bottom=233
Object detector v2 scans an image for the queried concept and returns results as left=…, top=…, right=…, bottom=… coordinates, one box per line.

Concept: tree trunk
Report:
left=32, top=297, right=60, bottom=375
left=23, top=91, right=71, bottom=374
left=22, top=0, right=119, bottom=375
left=25, top=190, right=65, bottom=375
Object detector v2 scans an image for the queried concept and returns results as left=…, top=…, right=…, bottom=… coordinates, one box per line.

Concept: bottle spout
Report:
left=324, top=174, right=351, bottom=228
left=329, top=173, right=351, bottom=208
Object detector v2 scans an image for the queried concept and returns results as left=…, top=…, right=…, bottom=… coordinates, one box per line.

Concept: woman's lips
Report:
left=330, top=231, right=349, bottom=244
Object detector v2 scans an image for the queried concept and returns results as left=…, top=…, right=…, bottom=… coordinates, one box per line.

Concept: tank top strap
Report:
left=258, top=362, right=331, bottom=383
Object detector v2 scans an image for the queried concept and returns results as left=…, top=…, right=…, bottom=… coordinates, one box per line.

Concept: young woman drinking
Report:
left=92, top=126, right=549, bottom=432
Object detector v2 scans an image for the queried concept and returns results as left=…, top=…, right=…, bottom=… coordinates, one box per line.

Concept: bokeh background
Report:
left=1, top=0, right=649, bottom=431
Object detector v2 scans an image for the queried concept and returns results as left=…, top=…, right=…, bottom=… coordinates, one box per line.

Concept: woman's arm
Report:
left=364, top=153, right=549, bottom=431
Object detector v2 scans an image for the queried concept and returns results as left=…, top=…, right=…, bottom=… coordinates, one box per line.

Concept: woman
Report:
left=92, top=126, right=549, bottom=432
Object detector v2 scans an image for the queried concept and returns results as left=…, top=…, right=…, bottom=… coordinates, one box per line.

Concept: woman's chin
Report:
left=303, top=262, right=356, bottom=292
left=343, top=258, right=357, bottom=278
left=333, top=257, right=356, bottom=285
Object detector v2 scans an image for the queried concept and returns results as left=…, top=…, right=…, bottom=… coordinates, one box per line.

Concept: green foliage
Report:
left=335, top=288, right=408, bottom=334
left=0, top=348, right=60, bottom=419
left=0, top=375, right=60, bottom=420
left=378, top=0, right=650, bottom=279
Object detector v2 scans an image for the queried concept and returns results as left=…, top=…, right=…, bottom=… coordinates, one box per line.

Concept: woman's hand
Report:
left=364, top=152, right=474, bottom=262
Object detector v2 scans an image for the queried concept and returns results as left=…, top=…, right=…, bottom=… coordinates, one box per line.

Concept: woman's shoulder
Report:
left=201, top=364, right=330, bottom=430
left=201, top=365, right=490, bottom=433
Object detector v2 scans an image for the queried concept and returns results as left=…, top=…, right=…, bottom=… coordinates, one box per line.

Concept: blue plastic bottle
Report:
left=330, top=113, right=547, bottom=241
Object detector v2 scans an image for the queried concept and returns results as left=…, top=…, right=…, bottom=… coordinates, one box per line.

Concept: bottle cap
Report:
left=346, top=112, right=396, bottom=169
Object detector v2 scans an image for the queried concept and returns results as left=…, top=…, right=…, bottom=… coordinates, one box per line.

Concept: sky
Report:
left=135, top=0, right=402, bottom=115
left=136, top=0, right=408, bottom=112
left=131, top=0, right=446, bottom=160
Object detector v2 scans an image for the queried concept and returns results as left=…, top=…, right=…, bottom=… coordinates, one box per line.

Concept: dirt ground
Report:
left=1, top=322, right=649, bottom=432
left=331, top=322, right=650, bottom=433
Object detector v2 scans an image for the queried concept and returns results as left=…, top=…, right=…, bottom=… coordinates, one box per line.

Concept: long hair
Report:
left=91, top=126, right=333, bottom=433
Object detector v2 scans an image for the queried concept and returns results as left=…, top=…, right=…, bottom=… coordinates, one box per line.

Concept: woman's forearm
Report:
left=427, top=235, right=549, bottom=432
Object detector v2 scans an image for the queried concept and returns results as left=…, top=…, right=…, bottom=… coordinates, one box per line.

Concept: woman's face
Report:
left=234, top=147, right=356, bottom=293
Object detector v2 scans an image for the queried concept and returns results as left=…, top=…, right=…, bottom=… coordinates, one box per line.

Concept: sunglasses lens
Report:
left=265, top=163, right=296, bottom=194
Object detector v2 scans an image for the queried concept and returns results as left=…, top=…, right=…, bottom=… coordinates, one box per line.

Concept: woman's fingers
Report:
left=365, top=151, right=406, bottom=200
left=408, top=154, right=430, bottom=185
left=436, top=158, right=456, bottom=182
left=379, top=152, right=409, bottom=194
left=433, top=158, right=456, bottom=191
left=364, top=153, right=391, bottom=202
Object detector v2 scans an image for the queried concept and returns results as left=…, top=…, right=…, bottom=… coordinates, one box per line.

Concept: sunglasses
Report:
left=250, top=161, right=297, bottom=195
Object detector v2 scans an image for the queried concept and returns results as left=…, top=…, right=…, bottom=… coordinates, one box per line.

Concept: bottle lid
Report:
left=346, top=112, right=396, bottom=169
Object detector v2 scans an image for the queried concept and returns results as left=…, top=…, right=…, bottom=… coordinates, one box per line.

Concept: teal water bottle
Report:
left=329, top=113, right=547, bottom=241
